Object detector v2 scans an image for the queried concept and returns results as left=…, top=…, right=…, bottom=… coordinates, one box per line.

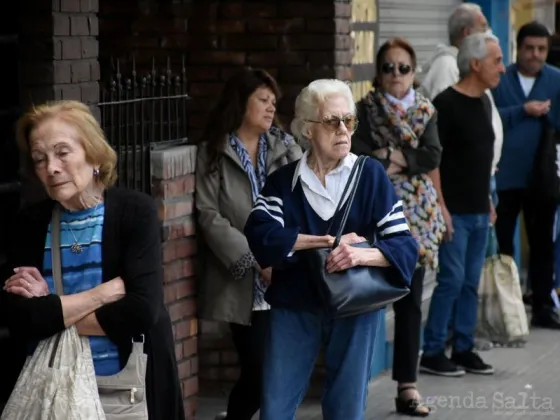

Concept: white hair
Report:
left=457, top=32, right=499, bottom=79
left=290, top=79, right=355, bottom=146
left=448, top=3, right=482, bottom=45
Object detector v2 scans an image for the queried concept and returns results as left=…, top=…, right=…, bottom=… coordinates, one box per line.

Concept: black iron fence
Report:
left=99, top=57, right=189, bottom=193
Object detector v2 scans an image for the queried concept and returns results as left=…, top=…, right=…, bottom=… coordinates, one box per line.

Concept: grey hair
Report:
left=457, top=32, right=499, bottom=79
left=448, top=3, right=482, bottom=45
left=290, top=79, right=355, bottom=147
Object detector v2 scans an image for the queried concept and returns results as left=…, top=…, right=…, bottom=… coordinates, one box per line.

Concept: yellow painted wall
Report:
left=350, top=0, right=377, bottom=102
left=511, top=0, right=535, bottom=31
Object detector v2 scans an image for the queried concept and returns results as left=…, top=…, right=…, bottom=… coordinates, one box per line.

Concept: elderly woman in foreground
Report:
left=0, top=101, right=184, bottom=419
left=244, top=79, right=418, bottom=419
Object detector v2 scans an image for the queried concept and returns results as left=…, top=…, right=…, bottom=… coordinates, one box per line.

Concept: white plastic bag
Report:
left=1, top=326, right=105, bottom=420
left=476, top=252, right=529, bottom=346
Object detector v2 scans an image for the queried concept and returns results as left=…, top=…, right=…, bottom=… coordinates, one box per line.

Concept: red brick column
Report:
left=151, top=145, right=199, bottom=420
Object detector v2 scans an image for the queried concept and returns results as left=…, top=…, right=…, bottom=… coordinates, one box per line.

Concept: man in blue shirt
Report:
left=491, top=21, right=560, bottom=329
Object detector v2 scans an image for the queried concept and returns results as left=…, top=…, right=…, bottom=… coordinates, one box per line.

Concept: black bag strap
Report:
left=325, top=155, right=368, bottom=248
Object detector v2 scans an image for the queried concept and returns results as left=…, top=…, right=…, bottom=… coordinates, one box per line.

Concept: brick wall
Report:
left=151, top=145, right=199, bottom=419
left=19, top=0, right=100, bottom=114
left=185, top=0, right=353, bottom=140
left=98, top=0, right=353, bottom=140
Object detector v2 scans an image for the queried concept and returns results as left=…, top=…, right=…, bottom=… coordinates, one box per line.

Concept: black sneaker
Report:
left=419, top=352, right=465, bottom=377
left=452, top=350, right=494, bottom=375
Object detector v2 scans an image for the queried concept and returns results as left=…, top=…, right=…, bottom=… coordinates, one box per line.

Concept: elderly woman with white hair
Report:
left=243, top=79, right=418, bottom=419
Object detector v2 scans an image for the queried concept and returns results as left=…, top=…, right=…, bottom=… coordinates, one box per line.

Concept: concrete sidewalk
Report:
left=197, top=328, right=560, bottom=419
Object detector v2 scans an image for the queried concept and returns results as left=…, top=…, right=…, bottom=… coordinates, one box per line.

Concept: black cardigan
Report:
left=0, top=187, right=184, bottom=420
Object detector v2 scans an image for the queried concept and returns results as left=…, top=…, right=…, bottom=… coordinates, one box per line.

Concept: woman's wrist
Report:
left=95, top=278, right=124, bottom=305
left=360, top=248, right=390, bottom=267
left=294, top=234, right=333, bottom=250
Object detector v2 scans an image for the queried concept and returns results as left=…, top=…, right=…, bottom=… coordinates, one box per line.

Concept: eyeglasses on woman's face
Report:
left=305, top=115, right=358, bottom=132
left=380, top=62, right=413, bottom=76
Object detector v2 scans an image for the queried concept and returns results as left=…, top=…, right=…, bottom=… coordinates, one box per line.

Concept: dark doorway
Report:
left=0, top=2, right=21, bottom=409
left=0, top=7, right=21, bottom=268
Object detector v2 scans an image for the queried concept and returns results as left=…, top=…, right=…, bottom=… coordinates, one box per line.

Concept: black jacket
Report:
left=0, top=187, right=185, bottom=420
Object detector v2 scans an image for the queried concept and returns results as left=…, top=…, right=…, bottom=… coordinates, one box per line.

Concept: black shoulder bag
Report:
left=304, top=155, right=410, bottom=318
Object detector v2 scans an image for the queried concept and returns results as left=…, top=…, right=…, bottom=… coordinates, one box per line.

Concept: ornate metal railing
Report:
left=99, top=56, right=189, bottom=193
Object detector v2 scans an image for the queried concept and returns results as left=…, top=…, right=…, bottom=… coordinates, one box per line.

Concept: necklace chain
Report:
left=65, top=201, right=102, bottom=254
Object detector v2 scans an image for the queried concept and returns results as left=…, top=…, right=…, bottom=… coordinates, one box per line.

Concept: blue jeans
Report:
left=490, top=175, right=498, bottom=208
left=261, top=307, right=382, bottom=420
left=555, top=206, right=560, bottom=289
left=424, top=213, right=489, bottom=355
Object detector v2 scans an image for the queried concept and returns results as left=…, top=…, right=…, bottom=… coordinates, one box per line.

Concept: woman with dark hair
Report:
left=352, top=38, right=444, bottom=417
left=194, top=67, right=302, bottom=420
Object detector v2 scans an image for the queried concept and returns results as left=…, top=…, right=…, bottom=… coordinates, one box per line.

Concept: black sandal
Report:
left=395, top=386, right=431, bottom=417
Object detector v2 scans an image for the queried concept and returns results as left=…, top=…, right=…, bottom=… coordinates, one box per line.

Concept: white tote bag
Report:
left=476, top=228, right=529, bottom=346
left=1, top=326, right=106, bottom=420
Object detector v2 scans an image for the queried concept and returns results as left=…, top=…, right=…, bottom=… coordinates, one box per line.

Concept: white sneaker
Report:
left=214, top=412, right=227, bottom=420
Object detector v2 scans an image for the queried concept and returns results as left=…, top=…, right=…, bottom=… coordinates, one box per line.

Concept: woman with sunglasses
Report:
left=352, top=38, right=444, bottom=417
left=244, top=79, right=418, bottom=419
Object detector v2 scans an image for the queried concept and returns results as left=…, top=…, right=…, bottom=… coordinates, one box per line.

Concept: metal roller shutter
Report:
left=378, top=0, right=462, bottom=74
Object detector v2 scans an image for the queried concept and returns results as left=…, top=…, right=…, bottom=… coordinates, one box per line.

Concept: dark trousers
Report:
left=392, top=267, right=425, bottom=383
left=225, top=311, right=269, bottom=420
left=495, top=188, right=556, bottom=312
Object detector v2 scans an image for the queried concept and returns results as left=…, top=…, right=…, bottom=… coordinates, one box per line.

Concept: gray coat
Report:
left=195, top=129, right=303, bottom=325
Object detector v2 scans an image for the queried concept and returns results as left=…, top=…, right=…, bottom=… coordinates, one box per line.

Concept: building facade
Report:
left=2, top=0, right=531, bottom=417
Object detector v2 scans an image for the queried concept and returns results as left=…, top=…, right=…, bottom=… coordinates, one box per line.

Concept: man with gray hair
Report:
left=419, top=3, right=489, bottom=99
left=420, top=3, right=503, bottom=180
left=420, top=33, right=505, bottom=378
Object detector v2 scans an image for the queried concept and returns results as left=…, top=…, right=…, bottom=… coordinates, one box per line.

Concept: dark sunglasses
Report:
left=381, top=62, right=413, bottom=76
left=305, top=115, right=358, bottom=132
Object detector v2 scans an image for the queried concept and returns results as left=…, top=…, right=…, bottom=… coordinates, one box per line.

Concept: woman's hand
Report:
left=326, top=245, right=391, bottom=273
left=373, top=148, right=407, bottom=169
left=373, top=148, right=388, bottom=159
left=387, top=163, right=403, bottom=175
left=389, top=149, right=407, bottom=167
left=334, top=233, right=367, bottom=246
left=326, top=244, right=367, bottom=273
left=259, top=267, right=273, bottom=286
left=3, top=267, right=50, bottom=298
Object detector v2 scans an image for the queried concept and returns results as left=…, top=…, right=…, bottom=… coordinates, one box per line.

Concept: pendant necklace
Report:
left=65, top=200, right=102, bottom=254
left=69, top=232, right=83, bottom=254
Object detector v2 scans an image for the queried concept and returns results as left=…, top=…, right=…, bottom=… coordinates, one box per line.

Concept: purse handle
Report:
left=51, top=206, right=64, bottom=296
left=48, top=206, right=65, bottom=368
left=326, top=155, right=368, bottom=249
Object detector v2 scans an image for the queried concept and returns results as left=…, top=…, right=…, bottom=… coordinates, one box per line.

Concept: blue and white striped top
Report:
left=43, top=204, right=120, bottom=376
left=243, top=156, right=420, bottom=311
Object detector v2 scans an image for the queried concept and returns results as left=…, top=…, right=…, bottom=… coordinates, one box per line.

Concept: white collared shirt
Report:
left=291, top=151, right=358, bottom=221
